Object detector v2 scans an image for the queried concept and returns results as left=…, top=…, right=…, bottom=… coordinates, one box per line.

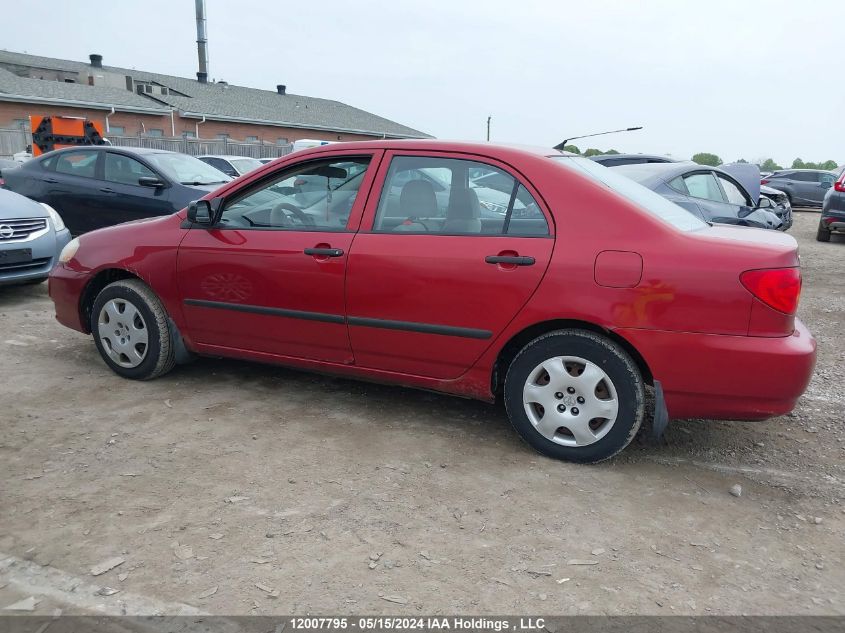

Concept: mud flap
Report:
left=168, top=318, right=196, bottom=365
left=652, top=380, right=669, bottom=440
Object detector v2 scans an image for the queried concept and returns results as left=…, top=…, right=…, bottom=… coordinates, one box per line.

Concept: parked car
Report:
left=48, top=140, right=815, bottom=463
left=0, top=158, right=18, bottom=170
left=1, top=147, right=231, bottom=235
left=761, top=169, right=837, bottom=207
left=590, top=153, right=674, bottom=167
left=610, top=162, right=784, bottom=229
left=816, top=170, right=845, bottom=242
left=258, top=158, right=275, bottom=165
left=197, top=155, right=263, bottom=177
left=0, top=188, right=71, bottom=285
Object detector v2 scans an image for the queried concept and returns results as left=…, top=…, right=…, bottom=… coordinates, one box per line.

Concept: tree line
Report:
left=562, top=145, right=840, bottom=171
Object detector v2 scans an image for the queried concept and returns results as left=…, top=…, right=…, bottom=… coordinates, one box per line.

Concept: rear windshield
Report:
left=551, top=156, right=706, bottom=231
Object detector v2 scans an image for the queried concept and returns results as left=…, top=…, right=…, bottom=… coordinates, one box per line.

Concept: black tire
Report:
left=504, top=329, right=645, bottom=463
left=816, top=223, right=831, bottom=242
left=90, top=279, right=176, bottom=380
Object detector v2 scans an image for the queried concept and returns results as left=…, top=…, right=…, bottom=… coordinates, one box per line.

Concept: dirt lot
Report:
left=1, top=210, right=843, bottom=616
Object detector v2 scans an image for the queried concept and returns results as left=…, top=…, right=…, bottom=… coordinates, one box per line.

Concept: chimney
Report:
left=195, top=0, right=209, bottom=83
left=89, top=54, right=103, bottom=68
left=276, top=84, right=286, bottom=95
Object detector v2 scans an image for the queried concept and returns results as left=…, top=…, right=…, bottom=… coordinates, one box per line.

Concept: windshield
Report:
left=145, top=153, right=232, bottom=185
left=230, top=158, right=263, bottom=174
left=552, top=156, right=706, bottom=231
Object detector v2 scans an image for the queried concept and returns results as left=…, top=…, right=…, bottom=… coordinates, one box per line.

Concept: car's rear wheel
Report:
left=91, top=279, right=175, bottom=380
left=504, top=329, right=645, bottom=463
left=816, top=222, right=831, bottom=242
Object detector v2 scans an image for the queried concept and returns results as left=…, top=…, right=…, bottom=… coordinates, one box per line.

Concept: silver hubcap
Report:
left=97, top=299, right=149, bottom=368
left=522, top=355, right=619, bottom=447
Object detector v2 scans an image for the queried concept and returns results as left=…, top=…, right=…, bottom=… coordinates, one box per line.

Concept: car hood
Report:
left=720, top=163, right=761, bottom=203
left=0, top=188, right=49, bottom=219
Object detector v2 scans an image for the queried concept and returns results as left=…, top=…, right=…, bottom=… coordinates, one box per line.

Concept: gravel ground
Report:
left=0, top=210, right=842, bottom=616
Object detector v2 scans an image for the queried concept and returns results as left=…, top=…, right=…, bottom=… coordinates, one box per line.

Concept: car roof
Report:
left=198, top=155, right=260, bottom=160
left=291, top=139, right=574, bottom=160
left=37, top=146, right=176, bottom=158
left=610, top=161, right=698, bottom=181
left=591, top=153, right=676, bottom=162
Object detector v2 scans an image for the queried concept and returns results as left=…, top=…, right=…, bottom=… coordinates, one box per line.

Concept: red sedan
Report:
left=48, top=140, right=816, bottom=463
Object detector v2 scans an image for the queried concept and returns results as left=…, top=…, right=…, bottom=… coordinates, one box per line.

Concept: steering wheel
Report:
left=270, top=202, right=316, bottom=228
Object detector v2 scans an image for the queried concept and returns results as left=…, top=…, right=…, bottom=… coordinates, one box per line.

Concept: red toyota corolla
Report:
left=48, top=140, right=816, bottom=463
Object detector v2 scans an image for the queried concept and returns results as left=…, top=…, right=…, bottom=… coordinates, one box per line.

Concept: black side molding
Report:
left=347, top=316, right=492, bottom=339
left=184, top=299, right=345, bottom=324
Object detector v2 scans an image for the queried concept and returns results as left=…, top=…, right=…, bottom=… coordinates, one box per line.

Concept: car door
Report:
left=47, top=150, right=103, bottom=235
left=345, top=152, right=554, bottom=380
left=98, top=151, right=174, bottom=227
left=176, top=151, right=382, bottom=363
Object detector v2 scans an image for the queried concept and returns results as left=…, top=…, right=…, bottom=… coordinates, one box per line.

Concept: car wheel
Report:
left=816, top=223, right=831, bottom=242
left=504, top=329, right=645, bottom=463
left=91, top=279, right=176, bottom=380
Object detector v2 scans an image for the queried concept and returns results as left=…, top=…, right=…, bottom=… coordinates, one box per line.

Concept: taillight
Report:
left=740, top=267, right=801, bottom=315
left=834, top=177, right=845, bottom=192
left=760, top=179, right=770, bottom=185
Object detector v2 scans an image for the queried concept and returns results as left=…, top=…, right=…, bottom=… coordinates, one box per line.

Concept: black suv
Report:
left=817, top=171, right=845, bottom=242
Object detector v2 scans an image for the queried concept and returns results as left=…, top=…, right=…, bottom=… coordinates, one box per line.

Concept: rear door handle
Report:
left=485, top=255, right=535, bottom=266
left=99, top=187, right=115, bottom=193
left=304, top=247, right=344, bottom=257
left=44, top=178, right=58, bottom=184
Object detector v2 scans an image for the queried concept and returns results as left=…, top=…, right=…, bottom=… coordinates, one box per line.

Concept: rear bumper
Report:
left=616, top=319, right=816, bottom=420
left=48, top=263, right=89, bottom=332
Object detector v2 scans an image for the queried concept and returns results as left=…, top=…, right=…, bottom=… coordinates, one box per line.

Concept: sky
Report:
left=1, top=0, right=842, bottom=166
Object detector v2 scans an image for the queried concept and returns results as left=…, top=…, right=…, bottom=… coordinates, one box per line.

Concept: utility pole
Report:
left=486, top=116, right=491, bottom=142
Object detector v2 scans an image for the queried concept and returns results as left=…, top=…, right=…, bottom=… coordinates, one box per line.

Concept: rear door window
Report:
left=372, top=156, right=549, bottom=236
left=55, top=151, right=99, bottom=178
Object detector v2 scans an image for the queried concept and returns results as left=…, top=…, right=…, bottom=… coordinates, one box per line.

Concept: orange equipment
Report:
left=30, top=115, right=108, bottom=156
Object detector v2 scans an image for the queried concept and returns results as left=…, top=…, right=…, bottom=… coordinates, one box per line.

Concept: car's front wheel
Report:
left=91, top=279, right=176, bottom=380
left=504, top=329, right=645, bottom=463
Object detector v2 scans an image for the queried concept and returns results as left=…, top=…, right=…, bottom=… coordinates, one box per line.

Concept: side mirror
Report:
left=757, top=197, right=773, bottom=209
left=138, top=176, right=165, bottom=188
left=187, top=200, right=213, bottom=225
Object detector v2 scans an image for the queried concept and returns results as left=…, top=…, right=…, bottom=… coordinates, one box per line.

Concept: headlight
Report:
left=58, top=238, right=79, bottom=264
left=39, top=203, right=66, bottom=232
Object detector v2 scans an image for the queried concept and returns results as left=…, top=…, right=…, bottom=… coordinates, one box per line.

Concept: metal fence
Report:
left=0, top=128, right=30, bottom=158
left=0, top=127, right=294, bottom=160
left=108, top=135, right=294, bottom=159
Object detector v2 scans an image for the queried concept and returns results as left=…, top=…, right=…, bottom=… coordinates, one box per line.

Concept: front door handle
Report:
left=44, top=178, right=58, bottom=184
left=485, top=255, right=535, bottom=266
left=304, top=247, right=344, bottom=257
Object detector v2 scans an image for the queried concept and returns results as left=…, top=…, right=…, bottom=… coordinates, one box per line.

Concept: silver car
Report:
left=0, top=188, right=71, bottom=286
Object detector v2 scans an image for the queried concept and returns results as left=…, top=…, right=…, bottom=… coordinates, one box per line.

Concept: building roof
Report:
left=0, top=50, right=430, bottom=139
